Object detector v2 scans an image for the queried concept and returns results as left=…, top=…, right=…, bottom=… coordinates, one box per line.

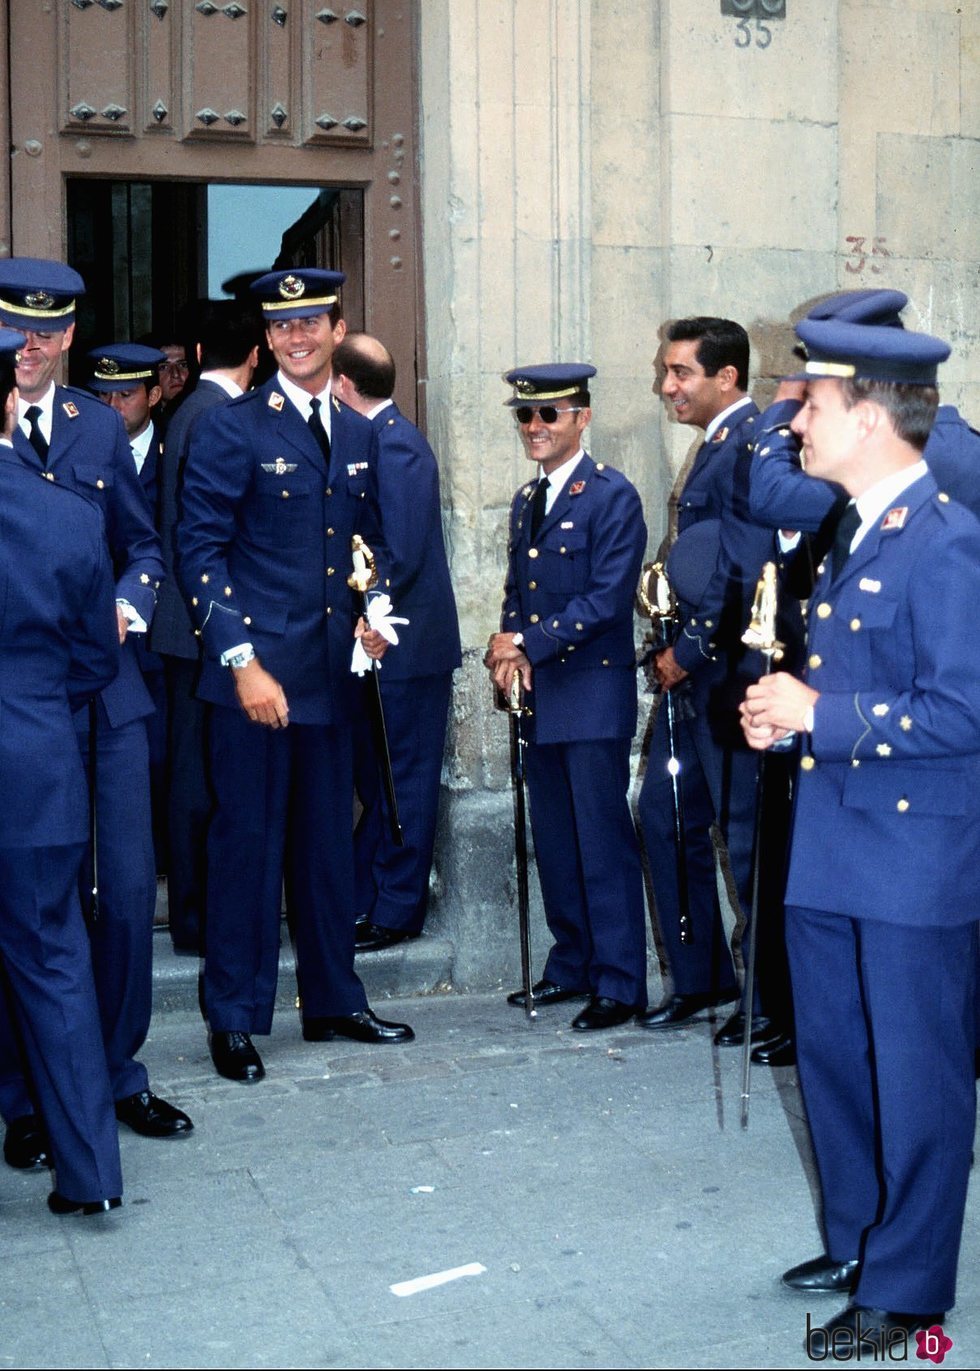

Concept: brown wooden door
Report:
left=4, top=0, right=421, bottom=416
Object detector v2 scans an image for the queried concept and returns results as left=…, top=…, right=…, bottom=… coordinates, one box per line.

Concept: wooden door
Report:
left=3, top=0, right=421, bottom=416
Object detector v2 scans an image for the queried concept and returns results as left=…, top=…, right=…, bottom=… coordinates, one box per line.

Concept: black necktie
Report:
left=831, top=502, right=861, bottom=580
left=25, top=405, right=49, bottom=465
left=308, top=397, right=331, bottom=464
left=529, top=476, right=550, bottom=541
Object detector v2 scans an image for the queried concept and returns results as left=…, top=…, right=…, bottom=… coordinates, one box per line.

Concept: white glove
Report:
left=350, top=594, right=410, bottom=676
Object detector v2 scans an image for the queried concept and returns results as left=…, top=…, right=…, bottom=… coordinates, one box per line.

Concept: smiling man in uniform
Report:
left=178, top=268, right=413, bottom=1085
left=486, top=363, right=648, bottom=1031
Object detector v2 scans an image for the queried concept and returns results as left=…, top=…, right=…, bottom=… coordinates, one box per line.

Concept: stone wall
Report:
left=415, top=0, right=980, bottom=986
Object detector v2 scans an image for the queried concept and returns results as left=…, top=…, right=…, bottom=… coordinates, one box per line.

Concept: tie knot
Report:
left=26, top=405, right=42, bottom=422
left=310, top=398, right=321, bottom=417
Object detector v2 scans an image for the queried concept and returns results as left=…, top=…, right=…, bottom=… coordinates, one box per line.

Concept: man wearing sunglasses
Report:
left=485, top=364, right=649, bottom=1031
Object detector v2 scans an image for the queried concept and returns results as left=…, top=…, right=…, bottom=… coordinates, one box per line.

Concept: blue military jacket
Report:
left=501, top=453, right=646, bottom=745
left=0, top=450, right=119, bottom=846
left=370, top=403, right=461, bottom=681
left=670, top=401, right=782, bottom=677
left=11, top=386, right=163, bottom=730
left=177, top=376, right=384, bottom=726
left=150, top=380, right=229, bottom=661
left=787, top=472, right=980, bottom=926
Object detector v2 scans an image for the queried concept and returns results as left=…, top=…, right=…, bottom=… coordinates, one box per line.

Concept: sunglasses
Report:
left=514, top=405, right=586, bottom=425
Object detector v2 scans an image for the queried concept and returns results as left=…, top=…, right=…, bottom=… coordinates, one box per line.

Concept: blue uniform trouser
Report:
left=525, top=736, right=648, bottom=1008
left=204, top=706, right=369, bottom=1035
left=0, top=713, right=154, bottom=1118
left=163, top=657, right=211, bottom=953
left=80, top=713, right=155, bottom=1100
left=788, top=906, right=976, bottom=1313
left=0, top=844, right=122, bottom=1204
left=637, top=689, right=791, bottom=1015
left=353, top=672, right=452, bottom=935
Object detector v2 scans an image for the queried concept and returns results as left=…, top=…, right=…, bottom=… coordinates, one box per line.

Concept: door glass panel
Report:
left=65, top=178, right=364, bottom=383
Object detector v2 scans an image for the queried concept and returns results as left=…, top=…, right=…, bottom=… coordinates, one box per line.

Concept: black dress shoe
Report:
left=806, top=1305, right=946, bottom=1358
left=571, top=996, right=638, bottom=1032
left=209, top=1030, right=265, bottom=1082
left=714, top=1010, right=781, bottom=1047
left=302, top=1009, right=415, bottom=1044
left=171, top=940, right=201, bottom=957
left=115, top=1090, right=194, bottom=1137
left=48, top=1191, right=122, bottom=1217
left=751, top=1032, right=796, bottom=1066
left=354, top=922, right=414, bottom=953
left=782, top=1254, right=859, bottom=1294
left=507, top=979, right=586, bottom=1009
left=4, top=1114, right=51, bottom=1170
left=636, top=989, right=738, bottom=1030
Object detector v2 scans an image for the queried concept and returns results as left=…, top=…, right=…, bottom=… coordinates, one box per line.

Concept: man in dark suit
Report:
left=150, top=300, right=262, bottom=954
left=0, top=325, right=124, bottom=1215
left=485, top=363, right=649, bottom=1031
left=741, top=302, right=980, bottom=1352
left=331, top=333, right=461, bottom=951
left=178, top=269, right=414, bottom=1085
left=0, top=258, right=192, bottom=1163
left=88, top=342, right=168, bottom=873
left=635, top=318, right=795, bottom=1057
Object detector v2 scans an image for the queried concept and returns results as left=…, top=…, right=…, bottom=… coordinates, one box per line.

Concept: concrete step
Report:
left=150, top=925, right=458, bottom=1017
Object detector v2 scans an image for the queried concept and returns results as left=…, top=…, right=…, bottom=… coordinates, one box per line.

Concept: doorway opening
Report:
left=65, top=178, right=365, bottom=383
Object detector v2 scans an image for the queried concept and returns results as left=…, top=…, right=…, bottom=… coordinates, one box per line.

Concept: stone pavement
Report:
left=2, top=944, right=978, bottom=1370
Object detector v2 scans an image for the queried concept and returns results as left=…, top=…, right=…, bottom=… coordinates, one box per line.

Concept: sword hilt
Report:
left=348, top=534, right=379, bottom=595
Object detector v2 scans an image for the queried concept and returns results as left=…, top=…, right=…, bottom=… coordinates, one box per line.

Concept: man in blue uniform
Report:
left=88, top=342, right=168, bottom=873
left=741, top=305, right=980, bottom=1352
left=178, top=269, right=413, bottom=1085
left=635, top=319, right=794, bottom=1055
left=331, top=333, right=462, bottom=952
left=88, top=343, right=165, bottom=507
left=150, top=300, right=263, bottom=955
left=485, top=364, right=649, bottom=1031
left=749, top=289, right=980, bottom=535
left=0, top=326, right=124, bottom=1215
left=0, top=258, right=191, bottom=1164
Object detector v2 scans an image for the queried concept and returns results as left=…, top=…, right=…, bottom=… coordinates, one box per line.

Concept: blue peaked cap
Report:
left=502, top=363, right=596, bottom=407
left=88, top=343, right=167, bottom=393
left=0, top=258, right=85, bottom=331
left=793, top=289, right=950, bottom=385
left=250, top=269, right=345, bottom=321
left=0, top=326, right=27, bottom=359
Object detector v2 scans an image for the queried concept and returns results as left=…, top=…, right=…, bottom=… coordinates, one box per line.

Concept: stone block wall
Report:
left=417, top=0, right=978, bottom=984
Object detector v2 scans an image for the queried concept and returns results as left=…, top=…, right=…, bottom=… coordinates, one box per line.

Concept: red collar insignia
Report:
left=569, top=480, right=586, bottom=496
left=880, top=506, right=908, bottom=531
left=62, top=401, right=79, bottom=419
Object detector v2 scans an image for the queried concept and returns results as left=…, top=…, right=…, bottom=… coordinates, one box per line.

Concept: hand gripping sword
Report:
left=739, top=561, right=784, bottom=1129
left=494, top=672, right=536, bottom=1022
left=637, top=562, right=692, bottom=946
left=348, top=535, right=404, bottom=847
